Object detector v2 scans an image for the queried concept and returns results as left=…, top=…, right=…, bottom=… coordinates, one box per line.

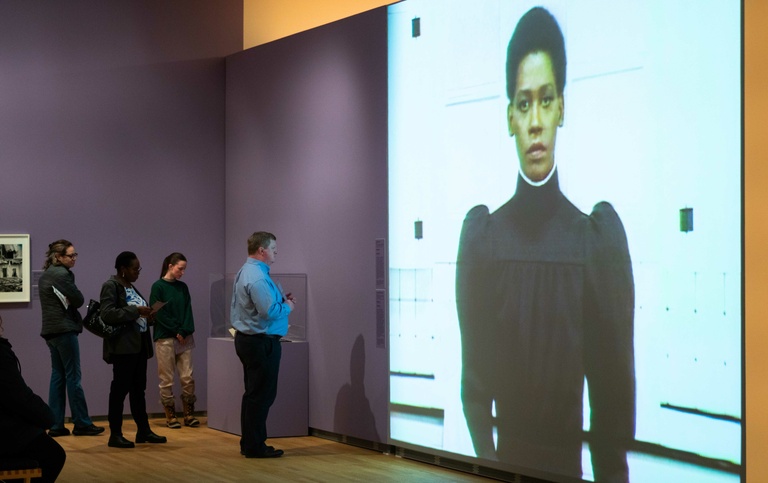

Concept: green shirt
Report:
left=150, top=278, right=194, bottom=340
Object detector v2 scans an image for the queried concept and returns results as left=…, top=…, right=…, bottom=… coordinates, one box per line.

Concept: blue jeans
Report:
left=46, top=332, right=94, bottom=429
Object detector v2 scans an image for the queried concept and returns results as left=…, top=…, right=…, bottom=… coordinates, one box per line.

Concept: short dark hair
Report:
left=247, top=232, right=276, bottom=255
left=505, top=7, right=566, bottom=101
left=115, top=251, right=138, bottom=270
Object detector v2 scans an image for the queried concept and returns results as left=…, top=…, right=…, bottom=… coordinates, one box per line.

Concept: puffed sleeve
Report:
left=455, top=204, right=498, bottom=460
left=584, top=202, right=635, bottom=483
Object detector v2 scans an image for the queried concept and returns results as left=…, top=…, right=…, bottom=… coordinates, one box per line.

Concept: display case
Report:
left=206, top=272, right=308, bottom=437
left=208, top=273, right=307, bottom=341
left=207, top=337, right=308, bottom=437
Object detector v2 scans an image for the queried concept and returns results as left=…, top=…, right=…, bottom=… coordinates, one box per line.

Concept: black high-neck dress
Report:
left=456, top=171, right=635, bottom=482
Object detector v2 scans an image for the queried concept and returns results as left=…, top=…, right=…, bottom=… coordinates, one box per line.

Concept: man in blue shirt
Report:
left=230, top=231, right=295, bottom=458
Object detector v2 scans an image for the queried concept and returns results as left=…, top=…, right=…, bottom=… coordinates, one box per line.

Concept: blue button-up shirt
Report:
left=230, top=258, right=291, bottom=336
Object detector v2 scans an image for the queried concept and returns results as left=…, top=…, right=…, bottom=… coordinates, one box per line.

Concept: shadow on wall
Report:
left=334, top=333, right=381, bottom=442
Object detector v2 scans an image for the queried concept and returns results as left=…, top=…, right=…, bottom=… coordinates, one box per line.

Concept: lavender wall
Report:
left=0, top=1, right=241, bottom=417
left=225, top=8, right=389, bottom=442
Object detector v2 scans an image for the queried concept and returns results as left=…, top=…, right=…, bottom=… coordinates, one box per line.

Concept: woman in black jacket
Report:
left=0, top=314, right=66, bottom=481
left=38, top=239, right=103, bottom=437
left=100, top=251, right=166, bottom=449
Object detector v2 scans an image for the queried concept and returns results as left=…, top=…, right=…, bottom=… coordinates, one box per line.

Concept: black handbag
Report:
left=82, top=298, right=124, bottom=339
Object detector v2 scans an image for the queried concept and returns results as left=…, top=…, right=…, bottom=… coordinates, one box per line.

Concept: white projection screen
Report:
left=387, top=1, right=742, bottom=482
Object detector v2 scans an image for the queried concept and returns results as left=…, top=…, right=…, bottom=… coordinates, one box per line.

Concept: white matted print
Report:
left=0, top=234, right=31, bottom=303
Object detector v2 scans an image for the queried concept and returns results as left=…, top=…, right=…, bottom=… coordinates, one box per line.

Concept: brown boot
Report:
left=182, top=395, right=200, bottom=427
left=163, top=404, right=181, bottom=429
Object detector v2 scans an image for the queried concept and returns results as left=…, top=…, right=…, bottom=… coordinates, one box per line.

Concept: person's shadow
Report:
left=334, top=333, right=381, bottom=442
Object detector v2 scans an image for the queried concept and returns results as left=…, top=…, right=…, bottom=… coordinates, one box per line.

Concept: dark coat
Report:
left=456, top=172, right=635, bottom=481
left=99, top=277, right=154, bottom=364
left=38, top=265, right=84, bottom=337
left=0, top=337, right=55, bottom=456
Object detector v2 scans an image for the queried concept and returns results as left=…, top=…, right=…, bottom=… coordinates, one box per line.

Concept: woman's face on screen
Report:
left=507, top=51, right=564, bottom=182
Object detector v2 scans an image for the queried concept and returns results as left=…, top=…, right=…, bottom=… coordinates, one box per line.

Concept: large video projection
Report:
left=387, top=1, right=742, bottom=482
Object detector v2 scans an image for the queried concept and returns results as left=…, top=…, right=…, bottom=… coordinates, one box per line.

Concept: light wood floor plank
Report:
left=53, top=416, right=492, bottom=482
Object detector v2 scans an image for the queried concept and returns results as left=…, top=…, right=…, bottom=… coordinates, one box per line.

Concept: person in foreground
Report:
left=150, top=252, right=200, bottom=429
left=100, top=251, right=167, bottom=449
left=455, top=7, right=635, bottom=483
left=230, top=232, right=295, bottom=458
left=0, top=314, right=66, bottom=482
left=38, top=239, right=104, bottom=437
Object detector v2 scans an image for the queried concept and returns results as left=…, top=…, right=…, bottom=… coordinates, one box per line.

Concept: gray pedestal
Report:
left=207, top=337, right=308, bottom=437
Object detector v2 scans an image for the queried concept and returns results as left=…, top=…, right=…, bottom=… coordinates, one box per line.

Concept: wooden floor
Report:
left=53, top=416, right=493, bottom=482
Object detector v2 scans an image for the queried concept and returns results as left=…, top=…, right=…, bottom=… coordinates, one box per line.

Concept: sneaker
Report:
left=73, top=424, right=105, bottom=436
left=48, top=427, right=70, bottom=437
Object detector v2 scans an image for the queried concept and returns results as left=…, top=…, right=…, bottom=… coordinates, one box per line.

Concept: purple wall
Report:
left=0, top=0, right=389, bottom=444
left=0, top=1, right=242, bottom=416
left=225, top=8, right=389, bottom=442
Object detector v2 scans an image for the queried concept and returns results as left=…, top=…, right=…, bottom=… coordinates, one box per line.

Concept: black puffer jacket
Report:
left=38, top=265, right=84, bottom=337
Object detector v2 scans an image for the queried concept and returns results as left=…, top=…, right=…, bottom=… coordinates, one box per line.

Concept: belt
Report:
left=237, top=331, right=281, bottom=340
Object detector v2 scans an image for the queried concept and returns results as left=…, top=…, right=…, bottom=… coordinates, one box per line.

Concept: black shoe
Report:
left=244, top=447, right=284, bottom=458
left=73, top=424, right=105, bottom=436
left=240, top=445, right=275, bottom=455
left=108, top=435, right=135, bottom=448
left=48, top=427, right=70, bottom=437
left=136, top=431, right=167, bottom=444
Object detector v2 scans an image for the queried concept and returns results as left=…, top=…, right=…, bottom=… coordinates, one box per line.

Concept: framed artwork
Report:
left=0, top=234, right=31, bottom=303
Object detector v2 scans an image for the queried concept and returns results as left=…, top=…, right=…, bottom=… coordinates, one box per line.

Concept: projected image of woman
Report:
left=455, top=7, right=635, bottom=482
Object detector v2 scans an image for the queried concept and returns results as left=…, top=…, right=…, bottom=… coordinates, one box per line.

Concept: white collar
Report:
left=519, top=160, right=557, bottom=187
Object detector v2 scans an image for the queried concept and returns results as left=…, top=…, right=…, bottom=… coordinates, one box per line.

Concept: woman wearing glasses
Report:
left=99, top=251, right=166, bottom=448
left=38, top=239, right=104, bottom=438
